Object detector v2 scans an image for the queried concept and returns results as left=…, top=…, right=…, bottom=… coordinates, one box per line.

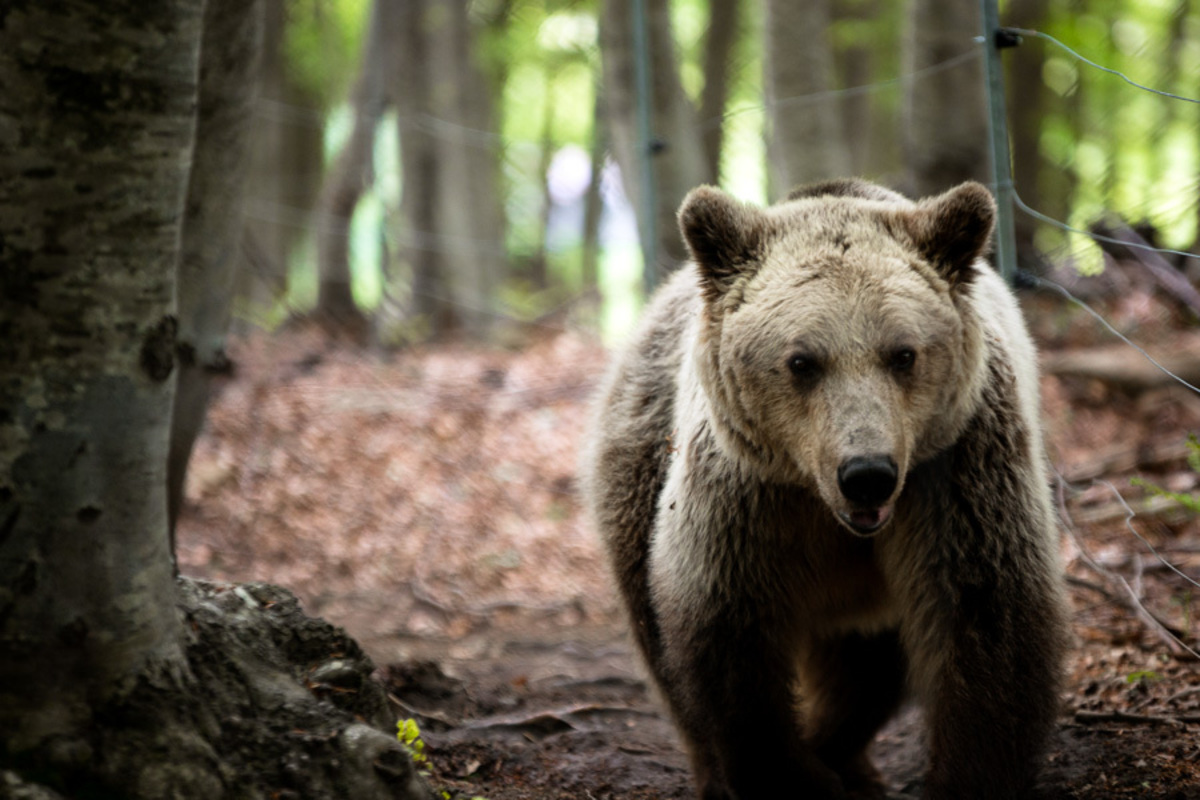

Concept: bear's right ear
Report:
left=678, top=186, right=767, bottom=301
left=900, top=181, right=997, bottom=288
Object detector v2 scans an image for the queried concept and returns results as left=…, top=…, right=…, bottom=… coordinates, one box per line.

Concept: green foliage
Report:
left=396, top=718, right=489, bottom=800
left=283, top=0, right=371, bottom=108
left=396, top=718, right=428, bottom=766
left=1130, top=434, right=1200, bottom=515
left=1124, top=669, right=1162, bottom=684
left=272, top=0, right=1200, bottom=330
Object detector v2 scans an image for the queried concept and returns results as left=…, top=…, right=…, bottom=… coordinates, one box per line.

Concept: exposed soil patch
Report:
left=178, top=294, right=1200, bottom=799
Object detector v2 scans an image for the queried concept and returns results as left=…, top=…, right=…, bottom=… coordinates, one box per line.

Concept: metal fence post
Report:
left=981, top=0, right=1018, bottom=283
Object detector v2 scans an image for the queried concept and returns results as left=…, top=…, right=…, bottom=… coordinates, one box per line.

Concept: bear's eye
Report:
left=888, top=348, right=916, bottom=373
left=787, top=353, right=820, bottom=379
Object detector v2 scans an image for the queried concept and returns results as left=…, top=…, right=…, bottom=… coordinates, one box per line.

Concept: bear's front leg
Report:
left=912, top=572, right=1064, bottom=800
left=655, top=607, right=849, bottom=800
left=894, top=469, right=1068, bottom=798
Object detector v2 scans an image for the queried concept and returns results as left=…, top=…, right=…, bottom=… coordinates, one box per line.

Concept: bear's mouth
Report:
left=838, top=505, right=893, bottom=536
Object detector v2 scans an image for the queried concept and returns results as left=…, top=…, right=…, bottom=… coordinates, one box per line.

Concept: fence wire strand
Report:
left=1007, top=27, right=1200, bottom=105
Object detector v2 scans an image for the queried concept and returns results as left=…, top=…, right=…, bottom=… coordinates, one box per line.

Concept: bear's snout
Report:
left=836, top=455, right=898, bottom=508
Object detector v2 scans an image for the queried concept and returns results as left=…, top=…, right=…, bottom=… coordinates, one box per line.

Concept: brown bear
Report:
left=582, top=178, right=1069, bottom=800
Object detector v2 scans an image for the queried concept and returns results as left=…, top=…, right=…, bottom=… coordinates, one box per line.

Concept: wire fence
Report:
left=986, top=21, right=1200, bottom=659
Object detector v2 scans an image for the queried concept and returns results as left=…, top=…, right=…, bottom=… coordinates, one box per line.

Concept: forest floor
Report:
left=177, top=285, right=1200, bottom=800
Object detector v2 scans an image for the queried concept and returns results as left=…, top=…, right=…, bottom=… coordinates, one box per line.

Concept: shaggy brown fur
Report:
left=582, top=179, right=1069, bottom=800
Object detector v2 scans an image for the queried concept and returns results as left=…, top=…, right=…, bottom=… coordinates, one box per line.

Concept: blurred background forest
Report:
left=239, top=0, right=1200, bottom=344
left=176, top=2, right=1200, bottom=792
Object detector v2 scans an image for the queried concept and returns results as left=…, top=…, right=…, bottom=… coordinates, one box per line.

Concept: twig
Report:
left=1058, top=478, right=1200, bottom=660
left=1165, top=686, right=1200, bottom=705
left=1060, top=440, right=1192, bottom=484
left=386, top=692, right=459, bottom=728
left=1074, top=709, right=1200, bottom=726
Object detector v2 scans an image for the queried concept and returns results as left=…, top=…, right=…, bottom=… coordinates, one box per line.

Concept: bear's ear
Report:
left=678, top=186, right=767, bottom=300
left=901, top=181, right=996, bottom=287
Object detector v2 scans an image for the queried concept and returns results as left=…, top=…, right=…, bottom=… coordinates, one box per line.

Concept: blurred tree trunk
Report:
left=529, top=62, right=560, bottom=291
left=429, top=1, right=506, bottom=339
left=314, top=0, right=391, bottom=332
left=394, top=0, right=445, bottom=338
left=392, top=0, right=506, bottom=340
left=0, top=0, right=200, bottom=766
left=834, top=0, right=879, bottom=177
left=1004, top=0, right=1049, bottom=268
left=902, top=0, right=988, bottom=196
left=600, top=0, right=711, bottom=283
left=240, top=0, right=325, bottom=314
left=581, top=87, right=607, bottom=299
left=765, top=0, right=851, bottom=196
left=169, top=0, right=264, bottom=543
left=698, top=0, right=740, bottom=180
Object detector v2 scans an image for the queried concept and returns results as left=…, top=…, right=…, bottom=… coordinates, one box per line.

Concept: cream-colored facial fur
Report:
left=683, top=185, right=992, bottom=535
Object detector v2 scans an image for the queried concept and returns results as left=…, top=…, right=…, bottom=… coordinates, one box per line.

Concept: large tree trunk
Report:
left=0, top=5, right=434, bottom=797
left=600, top=0, right=711, bottom=284
left=764, top=0, right=852, bottom=196
left=0, top=0, right=201, bottom=755
left=902, top=0, right=988, bottom=196
left=169, top=0, right=264, bottom=541
left=314, top=0, right=391, bottom=332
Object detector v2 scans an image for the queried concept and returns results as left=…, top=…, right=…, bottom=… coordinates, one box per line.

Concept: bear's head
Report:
left=678, top=179, right=996, bottom=536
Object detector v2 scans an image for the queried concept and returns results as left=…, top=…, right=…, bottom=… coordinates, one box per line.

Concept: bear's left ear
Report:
left=678, top=186, right=768, bottom=301
left=900, top=181, right=996, bottom=287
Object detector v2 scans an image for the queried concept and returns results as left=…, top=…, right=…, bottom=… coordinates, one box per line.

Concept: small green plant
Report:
left=1130, top=434, right=1200, bottom=513
left=396, top=718, right=428, bottom=766
left=1124, top=670, right=1162, bottom=684
left=396, top=718, right=488, bottom=800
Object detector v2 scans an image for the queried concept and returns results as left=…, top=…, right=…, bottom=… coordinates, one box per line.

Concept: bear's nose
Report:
left=837, top=455, right=898, bottom=507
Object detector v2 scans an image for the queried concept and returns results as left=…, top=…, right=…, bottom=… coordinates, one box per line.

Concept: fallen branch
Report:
left=1165, top=686, right=1200, bottom=705
left=1067, top=493, right=1192, bottom=527
left=1059, top=439, right=1193, bottom=484
left=1096, top=221, right=1200, bottom=316
left=1042, top=344, right=1200, bottom=394
left=1074, top=709, right=1200, bottom=726
left=1060, top=497, right=1199, bottom=660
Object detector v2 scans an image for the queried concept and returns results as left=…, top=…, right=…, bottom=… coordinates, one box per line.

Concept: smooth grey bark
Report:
left=901, top=0, right=988, bottom=196
left=0, top=0, right=201, bottom=754
left=0, top=7, right=436, bottom=796
left=314, top=0, right=390, bottom=330
left=600, top=0, right=711, bottom=283
left=169, top=0, right=264, bottom=539
left=764, top=0, right=852, bottom=196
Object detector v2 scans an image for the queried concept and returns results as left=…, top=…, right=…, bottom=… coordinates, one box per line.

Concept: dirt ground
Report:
left=177, top=285, right=1200, bottom=799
